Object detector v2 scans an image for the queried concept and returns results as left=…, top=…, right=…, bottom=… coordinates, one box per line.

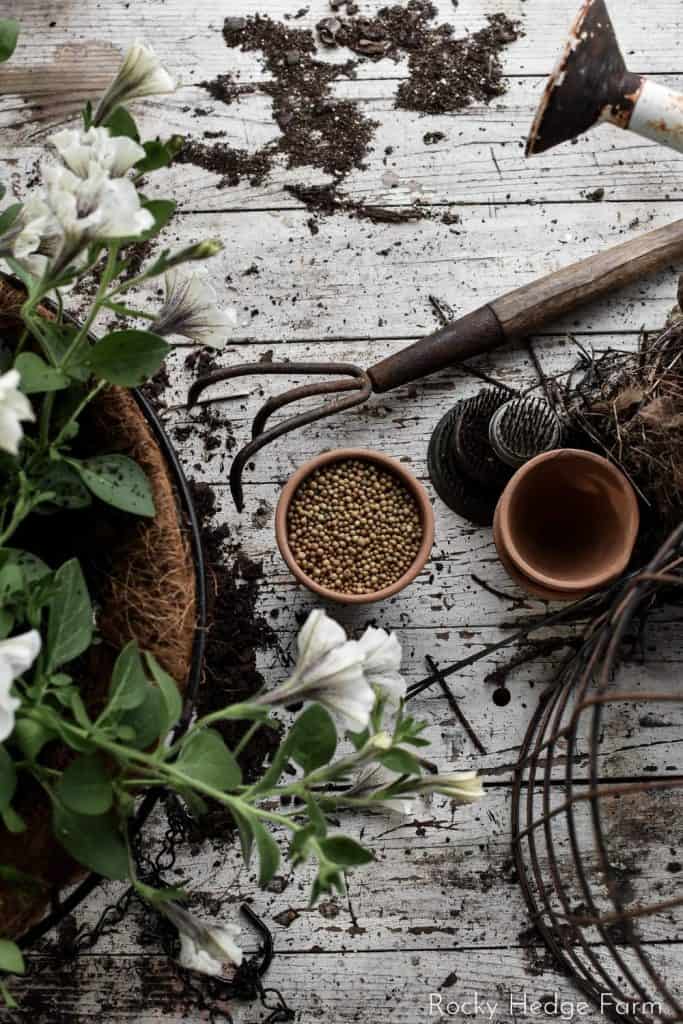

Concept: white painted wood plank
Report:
left=15, top=943, right=683, bottom=1023
left=5, top=0, right=683, bottom=83
left=44, top=204, right=681, bottom=346
left=34, top=783, right=683, bottom=961
left=13, top=942, right=679, bottom=1024
left=5, top=77, right=683, bottom=208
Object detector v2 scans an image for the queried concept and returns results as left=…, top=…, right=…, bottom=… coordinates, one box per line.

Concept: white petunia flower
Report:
left=0, top=369, right=35, bottom=457
left=0, top=629, right=41, bottom=742
left=160, top=902, right=242, bottom=978
left=155, top=268, right=237, bottom=348
left=296, top=610, right=347, bottom=675
left=416, top=771, right=484, bottom=805
left=356, top=626, right=406, bottom=703
left=43, top=163, right=153, bottom=272
left=50, top=126, right=146, bottom=179
left=0, top=196, right=60, bottom=279
left=256, top=610, right=376, bottom=732
left=94, top=41, right=176, bottom=126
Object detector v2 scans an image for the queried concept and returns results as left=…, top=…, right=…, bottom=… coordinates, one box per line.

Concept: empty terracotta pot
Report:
left=275, top=448, right=435, bottom=605
left=493, top=450, right=640, bottom=601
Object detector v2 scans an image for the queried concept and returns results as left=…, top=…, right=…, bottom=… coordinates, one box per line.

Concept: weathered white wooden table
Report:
left=2, top=1, right=682, bottom=1019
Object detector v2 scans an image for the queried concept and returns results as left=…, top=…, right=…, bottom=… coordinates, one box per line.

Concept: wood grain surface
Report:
left=0, top=1, right=681, bottom=1021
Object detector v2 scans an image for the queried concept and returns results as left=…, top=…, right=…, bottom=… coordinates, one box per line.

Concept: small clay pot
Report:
left=275, top=448, right=435, bottom=605
left=493, top=449, right=640, bottom=601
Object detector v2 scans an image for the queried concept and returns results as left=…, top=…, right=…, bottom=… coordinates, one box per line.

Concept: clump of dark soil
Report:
left=316, top=0, right=520, bottom=118
left=174, top=138, right=272, bottom=188
left=398, top=12, right=520, bottom=113
left=318, top=3, right=521, bottom=115
left=223, top=12, right=374, bottom=180
left=121, top=238, right=157, bottom=281
left=186, top=3, right=520, bottom=221
left=184, top=347, right=220, bottom=379
left=284, top=181, right=427, bottom=222
left=201, top=72, right=256, bottom=105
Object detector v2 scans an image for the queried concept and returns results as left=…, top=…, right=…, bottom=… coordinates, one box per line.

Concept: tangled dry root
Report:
left=567, top=318, right=683, bottom=540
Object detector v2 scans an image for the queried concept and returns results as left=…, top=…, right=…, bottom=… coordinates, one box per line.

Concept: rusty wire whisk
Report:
left=512, top=523, right=683, bottom=1024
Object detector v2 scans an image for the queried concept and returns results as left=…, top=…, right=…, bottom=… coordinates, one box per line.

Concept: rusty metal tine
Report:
left=186, top=360, right=373, bottom=509
left=230, top=379, right=372, bottom=511
left=252, top=378, right=360, bottom=439
left=187, top=361, right=368, bottom=409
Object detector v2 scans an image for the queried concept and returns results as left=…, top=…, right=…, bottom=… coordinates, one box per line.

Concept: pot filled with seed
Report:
left=275, top=448, right=435, bottom=604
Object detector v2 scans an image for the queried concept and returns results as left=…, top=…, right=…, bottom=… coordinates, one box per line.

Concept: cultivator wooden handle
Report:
left=367, top=216, right=683, bottom=392
left=188, top=215, right=683, bottom=509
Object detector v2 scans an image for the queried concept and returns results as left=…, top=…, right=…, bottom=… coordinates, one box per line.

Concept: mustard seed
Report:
left=287, top=458, right=423, bottom=594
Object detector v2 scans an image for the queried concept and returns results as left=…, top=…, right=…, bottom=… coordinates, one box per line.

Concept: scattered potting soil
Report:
left=141, top=364, right=170, bottom=408
left=173, top=348, right=239, bottom=459
left=183, top=2, right=521, bottom=221
left=138, top=366, right=280, bottom=838
left=184, top=345, right=220, bottom=379
left=121, top=238, right=157, bottom=281
left=317, top=3, right=520, bottom=116
left=222, top=13, right=368, bottom=181
left=181, top=11, right=374, bottom=197
left=284, top=180, right=426, bottom=222
left=188, top=481, right=280, bottom=838
left=173, top=402, right=236, bottom=458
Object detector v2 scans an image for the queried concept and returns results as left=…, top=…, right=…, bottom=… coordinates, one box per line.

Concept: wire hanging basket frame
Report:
left=512, top=523, right=683, bottom=1024
left=17, top=386, right=208, bottom=949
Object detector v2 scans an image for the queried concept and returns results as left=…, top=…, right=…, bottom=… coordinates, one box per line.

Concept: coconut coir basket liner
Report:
left=0, top=278, right=198, bottom=939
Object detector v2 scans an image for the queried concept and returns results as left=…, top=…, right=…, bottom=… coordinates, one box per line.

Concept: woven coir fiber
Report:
left=0, top=277, right=197, bottom=938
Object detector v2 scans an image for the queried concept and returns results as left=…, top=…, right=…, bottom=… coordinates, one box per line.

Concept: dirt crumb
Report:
left=201, top=73, right=256, bottom=105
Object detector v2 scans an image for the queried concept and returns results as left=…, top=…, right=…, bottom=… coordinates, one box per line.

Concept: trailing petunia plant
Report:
left=0, top=20, right=483, bottom=1006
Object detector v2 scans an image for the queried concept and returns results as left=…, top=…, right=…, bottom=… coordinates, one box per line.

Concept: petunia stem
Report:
left=233, top=721, right=262, bottom=758
left=60, top=244, right=119, bottom=370
left=51, top=379, right=106, bottom=449
left=26, top=709, right=299, bottom=833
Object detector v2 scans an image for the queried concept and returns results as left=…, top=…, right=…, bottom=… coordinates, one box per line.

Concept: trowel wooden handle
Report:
left=491, top=215, right=683, bottom=336
left=368, top=217, right=683, bottom=393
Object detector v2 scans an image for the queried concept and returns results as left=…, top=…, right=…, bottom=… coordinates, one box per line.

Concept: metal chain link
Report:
left=65, top=793, right=295, bottom=1022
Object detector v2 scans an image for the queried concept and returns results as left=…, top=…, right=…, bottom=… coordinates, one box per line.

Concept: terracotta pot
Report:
left=275, top=448, right=435, bottom=605
left=493, top=449, right=640, bottom=601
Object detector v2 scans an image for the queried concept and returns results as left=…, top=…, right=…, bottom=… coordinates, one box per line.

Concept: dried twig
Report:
left=425, top=655, right=487, bottom=755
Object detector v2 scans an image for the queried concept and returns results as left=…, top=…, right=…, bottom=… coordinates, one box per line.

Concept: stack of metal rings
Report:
left=428, top=389, right=563, bottom=525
